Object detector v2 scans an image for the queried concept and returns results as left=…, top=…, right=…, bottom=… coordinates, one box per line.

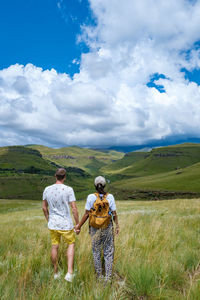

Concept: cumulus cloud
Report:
left=83, top=0, right=200, bottom=50
left=1, top=0, right=200, bottom=147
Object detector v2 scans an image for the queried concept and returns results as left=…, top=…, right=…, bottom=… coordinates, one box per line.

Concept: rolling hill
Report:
left=103, top=143, right=200, bottom=179
left=0, top=146, right=94, bottom=200
left=1, top=143, right=200, bottom=200
left=107, top=144, right=200, bottom=199
left=0, top=146, right=56, bottom=174
left=113, top=161, right=200, bottom=192
left=26, top=145, right=124, bottom=175
left=0, top=145, right=124, bottom=200
left=110, top=161, right=200, bottom=200
left=101, top=152, right=148, bottom=174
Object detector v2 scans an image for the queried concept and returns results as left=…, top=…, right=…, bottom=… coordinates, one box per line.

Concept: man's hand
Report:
left=71, top=201, right=79, bottom=225
left=42, top=200, right=49, bottom=222
left=74, top=224, right=81, bottom=235
left=74, top=210, right=89, bottom=235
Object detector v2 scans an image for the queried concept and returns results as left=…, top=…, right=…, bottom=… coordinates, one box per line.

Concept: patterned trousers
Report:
left=89, top=222, right=114, bottom=279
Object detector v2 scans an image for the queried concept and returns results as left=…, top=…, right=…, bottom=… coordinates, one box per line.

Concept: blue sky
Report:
left=1, top=0, right=200, bottom=148
left=0, top=0, right=93, bottom=76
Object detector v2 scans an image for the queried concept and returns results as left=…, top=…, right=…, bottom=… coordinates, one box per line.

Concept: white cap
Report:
left=94, top=176, right=106, bottom=186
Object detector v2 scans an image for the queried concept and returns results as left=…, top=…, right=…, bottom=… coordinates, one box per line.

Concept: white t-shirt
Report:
left=85, top=193, right=116, bottom=211
left=43, top=183, right=76, bottom=230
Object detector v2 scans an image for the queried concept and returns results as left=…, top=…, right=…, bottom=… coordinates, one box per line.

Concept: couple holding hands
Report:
left=42, top=168, right=119, bottom=283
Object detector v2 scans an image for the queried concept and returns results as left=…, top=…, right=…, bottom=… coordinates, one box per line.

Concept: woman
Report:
left=75, top=176, right=119, bottom=281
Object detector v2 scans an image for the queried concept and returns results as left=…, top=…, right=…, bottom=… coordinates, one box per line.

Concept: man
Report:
left=42, top=168, right=79, bottom=282
left=75, top=176, right=119, bottom=281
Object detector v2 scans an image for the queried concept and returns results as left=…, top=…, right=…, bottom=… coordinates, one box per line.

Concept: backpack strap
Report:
left=103, top=192, right=108, bottom=199
left=94, top=192, right=99, bottom=198
left=94, top=192, right=109, bottom=199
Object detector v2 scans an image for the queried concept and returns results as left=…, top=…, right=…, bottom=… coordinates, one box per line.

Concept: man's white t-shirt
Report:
left=85, top=193, right=116, bottom=211
left=43, top=183, right=76, bottom=230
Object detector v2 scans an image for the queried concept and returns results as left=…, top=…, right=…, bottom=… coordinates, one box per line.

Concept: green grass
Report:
left=27, top=145, right=124, bottom=175
left=112, top=161, right=200, bottom=193
left=0, top=174, right=55, bottom=200
left=27, top=145, right=123, bottom=159
left=0, top=145, right=123, bottom=200
left=0, top=174, right=94, bottom=200
left=2, top=143, right=200, bottom=200
left=0, top=199, right=40, bottom=214
left=0, top=146, right=56, bottom=173
left=103, top=143, right=200, bottom=179
left=101, top=152, right=147, bottom=174
left=0, top=145, right=98, bottom=200
left=0, top=199, right=199, bottom=299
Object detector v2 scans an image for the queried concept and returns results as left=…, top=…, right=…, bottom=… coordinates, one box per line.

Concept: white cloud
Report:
left=84, top=0, right=200, bottom=50
left=1, top=0, right=200, bottom=147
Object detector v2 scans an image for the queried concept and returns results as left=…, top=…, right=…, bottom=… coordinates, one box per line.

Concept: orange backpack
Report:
left=89, top=193, right=111, bottom=229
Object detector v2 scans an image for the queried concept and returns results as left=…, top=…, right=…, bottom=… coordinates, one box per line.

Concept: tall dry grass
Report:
left=0, top=199, right=200, bottom=299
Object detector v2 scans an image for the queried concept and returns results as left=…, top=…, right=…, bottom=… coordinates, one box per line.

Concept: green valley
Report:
left=0, top=145, right=123, bottom=200
left=103, top=143, right=200, bottom=177
left=27, top=145, right=123, bottom=174
left=1, top=143, right=200, bottom=200
left=105, top=143, right=200, bottom=199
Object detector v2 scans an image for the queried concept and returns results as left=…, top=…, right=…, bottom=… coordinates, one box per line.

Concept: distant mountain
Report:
left=26, top=145, right=123, bottom=175
left=106, top=138, right=200, bottom=153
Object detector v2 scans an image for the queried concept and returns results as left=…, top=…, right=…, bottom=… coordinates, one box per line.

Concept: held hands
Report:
left=74, top=224, right=81, bottom=235
left=74, top=223, right=119, bottom=235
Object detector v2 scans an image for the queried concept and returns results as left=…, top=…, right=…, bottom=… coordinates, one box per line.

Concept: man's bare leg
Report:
left=67, top=243, right=75, bottom=274
left=51, top=244, right=59, bottom=273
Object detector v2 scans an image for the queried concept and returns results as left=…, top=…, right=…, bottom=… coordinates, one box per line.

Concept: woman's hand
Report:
left=115, top=225, right=119, bottom=235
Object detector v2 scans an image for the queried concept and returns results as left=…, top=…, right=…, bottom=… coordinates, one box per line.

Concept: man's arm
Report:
left=75, top=210, right=89, bottom=231
left=70, top=201, right=79, bottom=225
left=42, top=200, right=49, bottom=222
left=112, top=211, right=119, bottom=235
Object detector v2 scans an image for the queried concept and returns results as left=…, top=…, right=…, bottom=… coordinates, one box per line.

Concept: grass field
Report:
left=111, top=162, right=200, bottom=195
left=0, top=199, right=200, bottom=299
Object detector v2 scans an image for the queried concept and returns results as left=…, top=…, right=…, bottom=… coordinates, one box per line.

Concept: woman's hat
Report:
left=94, top=176, right=106, bottom=186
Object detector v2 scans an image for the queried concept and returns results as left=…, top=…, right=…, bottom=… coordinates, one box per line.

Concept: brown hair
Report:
left=95, top=183, right=106, bottom=195
left=55, top=168, right=66, bottom=180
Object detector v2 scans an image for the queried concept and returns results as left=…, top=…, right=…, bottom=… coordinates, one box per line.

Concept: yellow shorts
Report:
left=49, top=229, right=75, bottom=245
